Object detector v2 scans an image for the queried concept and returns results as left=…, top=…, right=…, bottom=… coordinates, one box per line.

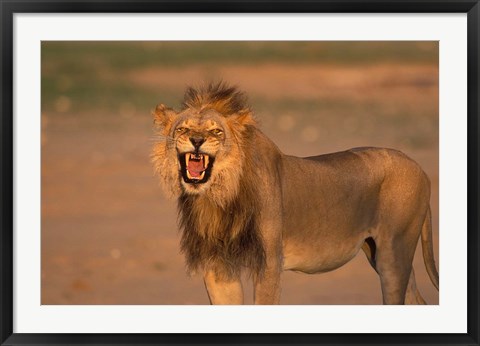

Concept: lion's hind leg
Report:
left=361, top=236, right=425, bottom=304
left=404, top=269, right=427, bottom=304
left=375, top=245, right=413, bottom=304
left=363, top=238, right=428, bottom=305
left=374, top=216, right=425, bottom=305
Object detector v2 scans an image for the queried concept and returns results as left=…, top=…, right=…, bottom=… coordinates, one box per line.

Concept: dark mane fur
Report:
left=178, top=194, right=265, bottom=279
left=177, top=143, right=266, bottom=279
left=181, top=82, right=251, bottom=116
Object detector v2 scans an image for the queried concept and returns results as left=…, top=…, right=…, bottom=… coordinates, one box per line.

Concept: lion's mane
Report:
left=153, top=83, right=266, bottom=279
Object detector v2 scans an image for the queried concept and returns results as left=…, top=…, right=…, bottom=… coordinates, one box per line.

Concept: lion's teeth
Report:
left=185, top=152, right=208, bottom=181
left=186, top=170, right=204, bottom=181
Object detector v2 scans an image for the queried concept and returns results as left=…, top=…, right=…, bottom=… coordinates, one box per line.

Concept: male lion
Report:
left=152, top=82, right=439, bottom=305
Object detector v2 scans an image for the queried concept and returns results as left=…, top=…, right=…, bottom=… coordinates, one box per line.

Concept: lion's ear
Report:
left=153, top=104, right=177, bottom=133
left=231, top=109, right=256, bottom=127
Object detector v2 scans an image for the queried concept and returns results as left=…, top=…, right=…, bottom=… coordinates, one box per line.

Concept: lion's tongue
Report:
left=187, top=159, right=204, bottom=177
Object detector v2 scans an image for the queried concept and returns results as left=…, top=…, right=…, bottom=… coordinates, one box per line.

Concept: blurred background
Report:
left=41, top=41, right=438, bottom=304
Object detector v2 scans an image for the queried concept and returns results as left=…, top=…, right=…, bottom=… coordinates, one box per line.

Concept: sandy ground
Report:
left=41, top=63, right=439, bottom=305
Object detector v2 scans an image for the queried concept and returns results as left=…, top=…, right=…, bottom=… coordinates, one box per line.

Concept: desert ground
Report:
left=41, top=42, right=438, bottom=304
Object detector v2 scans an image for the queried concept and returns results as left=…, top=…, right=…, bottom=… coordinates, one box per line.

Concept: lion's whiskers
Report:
left=150, top=133, right=175, bottom=141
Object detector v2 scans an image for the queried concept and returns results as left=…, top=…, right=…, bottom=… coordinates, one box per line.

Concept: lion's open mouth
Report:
left=179, top=152, right=214, bottom=184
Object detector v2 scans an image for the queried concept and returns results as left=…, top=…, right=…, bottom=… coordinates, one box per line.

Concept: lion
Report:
left=151, top=82, right=439, bottom=305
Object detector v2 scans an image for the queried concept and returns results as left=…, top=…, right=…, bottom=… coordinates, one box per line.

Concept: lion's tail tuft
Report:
left=421, top=207, right=439, bottom=290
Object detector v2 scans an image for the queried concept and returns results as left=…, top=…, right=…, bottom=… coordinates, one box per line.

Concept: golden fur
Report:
left=152, top=82, right=439, bottom=305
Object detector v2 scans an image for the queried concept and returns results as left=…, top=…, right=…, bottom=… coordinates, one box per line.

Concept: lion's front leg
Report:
left=253, top=264, right=282, bottom=304
left=252, top=190, right=284, bottom=304
left=254, top=221, right=283, bottom=304
left=203, top=270, right=243, bottom=304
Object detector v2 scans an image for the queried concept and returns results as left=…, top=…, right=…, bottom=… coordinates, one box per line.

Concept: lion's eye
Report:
left=175, top=127, right=185, bottom=133
left=211, top=129, right=223, bottom=135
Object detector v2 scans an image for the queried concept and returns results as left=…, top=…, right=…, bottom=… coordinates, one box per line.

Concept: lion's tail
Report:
left=421, top=206, right=439, bottom=290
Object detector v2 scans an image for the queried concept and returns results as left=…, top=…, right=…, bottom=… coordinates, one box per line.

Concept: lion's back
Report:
left=281, top=146, right=430, bottom=219
left=304, top=147, right=429, bottom=185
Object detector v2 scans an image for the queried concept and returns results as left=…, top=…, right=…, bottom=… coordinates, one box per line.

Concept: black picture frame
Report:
left=1, top=1, right=478, bottom=345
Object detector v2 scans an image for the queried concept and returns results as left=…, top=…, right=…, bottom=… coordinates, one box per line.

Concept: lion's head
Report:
left=152, top=82, right=256, bottom=207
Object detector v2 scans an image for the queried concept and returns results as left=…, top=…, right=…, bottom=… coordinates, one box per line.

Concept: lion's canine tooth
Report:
left=200, top=171, right=205, bottom=179
left=204, top=155, right=209, bottom=168
left=186, top=170, right=192, bottom=179
left=185, top=154, right=190, bottom=166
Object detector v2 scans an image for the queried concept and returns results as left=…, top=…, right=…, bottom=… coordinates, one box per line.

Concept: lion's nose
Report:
left=189, top=136, right=205, bottom=149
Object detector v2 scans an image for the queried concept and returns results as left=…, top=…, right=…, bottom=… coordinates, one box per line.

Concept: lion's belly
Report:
left=282, top=234, right=366, bottom=273
left=280, top=201, right=375, bottom=273
left=280, top=152, right=383, bottom=274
